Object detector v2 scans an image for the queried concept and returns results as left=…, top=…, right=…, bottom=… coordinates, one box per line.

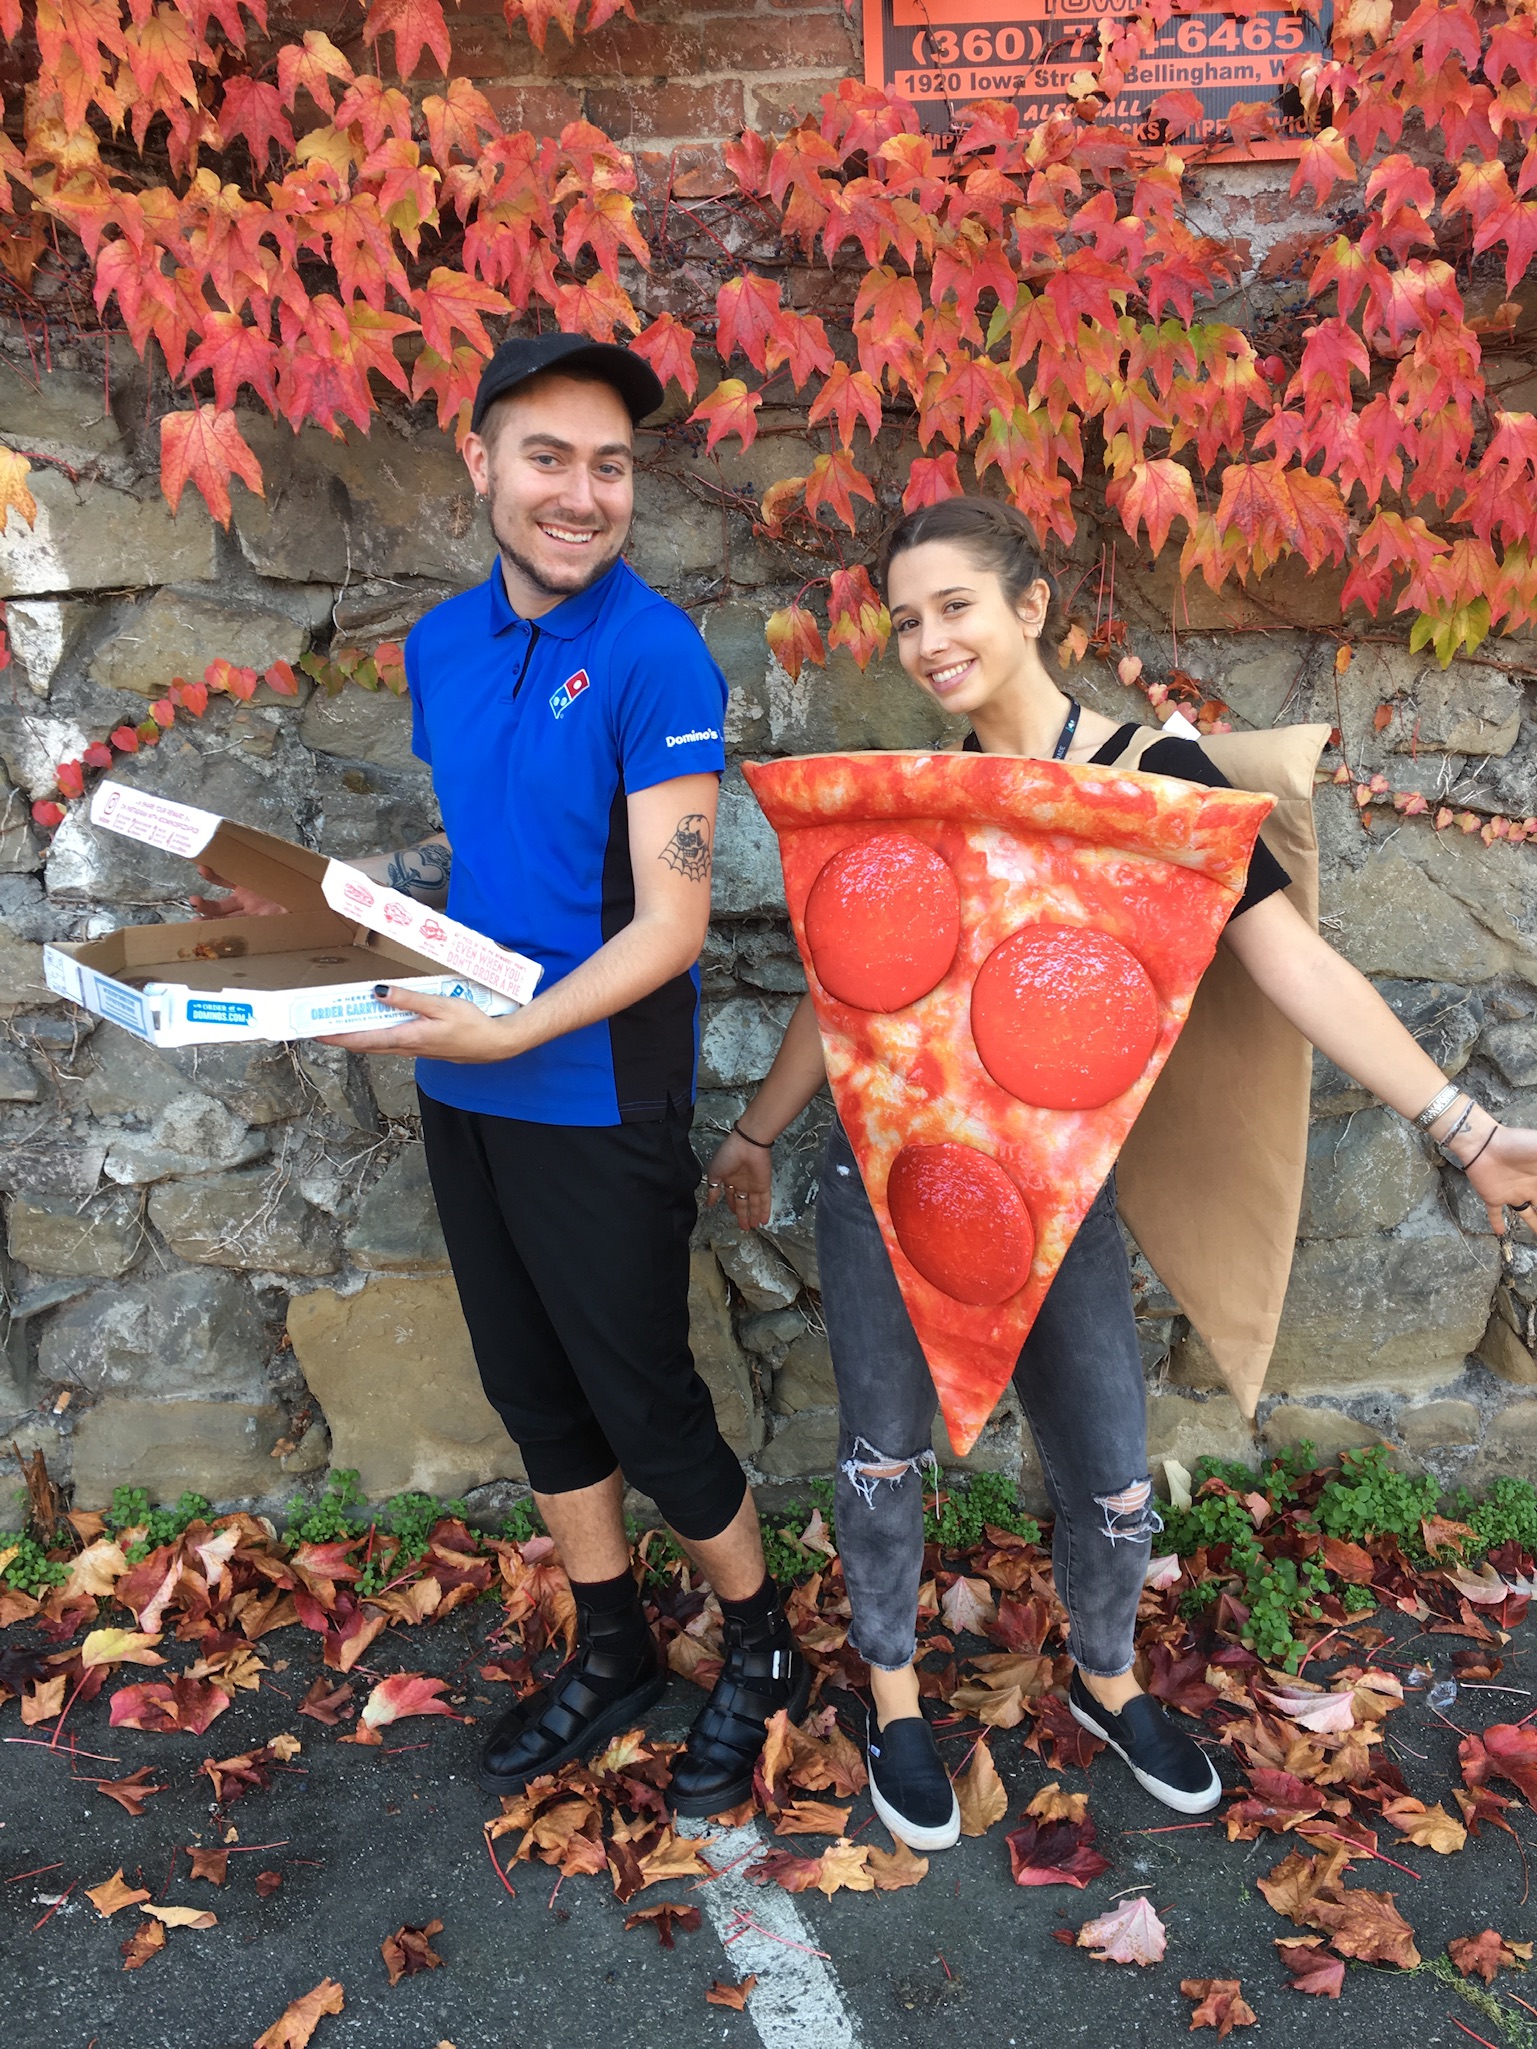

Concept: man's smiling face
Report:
left=463, top=371, right=635, bottom=617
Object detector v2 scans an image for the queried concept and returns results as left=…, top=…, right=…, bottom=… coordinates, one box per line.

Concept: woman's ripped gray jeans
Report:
left=815, top=1119, right=1159, bottom=1678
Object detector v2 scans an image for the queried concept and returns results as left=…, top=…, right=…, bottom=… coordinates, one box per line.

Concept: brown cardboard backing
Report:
left=1115, top=722, right=1332, bottom=1423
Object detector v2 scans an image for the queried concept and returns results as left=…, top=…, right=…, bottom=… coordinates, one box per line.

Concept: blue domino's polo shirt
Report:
left=404, top=556, right=727, bottom=1125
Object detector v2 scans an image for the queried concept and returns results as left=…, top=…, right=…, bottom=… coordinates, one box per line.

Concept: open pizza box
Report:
left=41, top=781, right=542, bottom=1047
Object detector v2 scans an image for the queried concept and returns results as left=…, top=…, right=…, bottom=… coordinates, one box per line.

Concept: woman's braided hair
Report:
left=875, top=495, right=1068, bottom=659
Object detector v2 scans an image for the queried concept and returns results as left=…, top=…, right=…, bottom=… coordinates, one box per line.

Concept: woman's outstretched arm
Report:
left=1222, top=889, right=1537, bottom=1229
left=705, top=993, right=827, bottom=1231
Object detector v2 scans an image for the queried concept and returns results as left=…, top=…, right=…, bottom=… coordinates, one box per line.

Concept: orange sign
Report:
left=863, top=0, right=1328, bottom=154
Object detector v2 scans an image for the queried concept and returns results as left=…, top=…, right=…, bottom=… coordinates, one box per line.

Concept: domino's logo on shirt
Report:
left=549, top=669, right=591, bottom=719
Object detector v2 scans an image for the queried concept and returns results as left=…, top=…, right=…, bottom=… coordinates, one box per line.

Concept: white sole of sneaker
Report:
left=868, top=1771, right=963, bottom=1852
left=1068, top=1698, right=1223, bottom=1816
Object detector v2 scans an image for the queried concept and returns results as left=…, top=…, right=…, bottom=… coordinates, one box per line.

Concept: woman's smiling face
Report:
left=886, top=538, right=1046, bottom=719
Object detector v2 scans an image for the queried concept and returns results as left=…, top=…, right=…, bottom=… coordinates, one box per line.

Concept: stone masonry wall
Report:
left=2, top=1, right=1536, bottom=1515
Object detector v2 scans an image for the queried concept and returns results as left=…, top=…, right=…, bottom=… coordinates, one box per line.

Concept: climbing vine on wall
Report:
left=6, top=0, right=1537, bottom=828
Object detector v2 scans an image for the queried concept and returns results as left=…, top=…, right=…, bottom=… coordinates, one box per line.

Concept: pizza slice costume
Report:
left=743, top=724, right=1330, bottom=1457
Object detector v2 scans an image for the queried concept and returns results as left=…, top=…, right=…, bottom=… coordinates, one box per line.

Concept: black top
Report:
left=962, top=721, right=1292, bottom=919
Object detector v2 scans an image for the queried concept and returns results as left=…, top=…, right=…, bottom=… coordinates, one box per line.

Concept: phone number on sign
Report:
left=898, top=14, right=1309, bottom=68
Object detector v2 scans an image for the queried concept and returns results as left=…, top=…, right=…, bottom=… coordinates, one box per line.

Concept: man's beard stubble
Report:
left=489, top=502, right=627, bottom=601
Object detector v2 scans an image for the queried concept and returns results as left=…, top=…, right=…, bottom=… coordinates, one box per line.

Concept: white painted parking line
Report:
left=679, top=1819, right=864, bottom=2049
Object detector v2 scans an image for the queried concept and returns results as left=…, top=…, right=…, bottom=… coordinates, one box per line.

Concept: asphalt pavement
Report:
left=5, top=1601, right=1536, bottom=2049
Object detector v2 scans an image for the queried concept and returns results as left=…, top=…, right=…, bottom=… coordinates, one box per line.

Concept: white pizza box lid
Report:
left=85, top=780, right=541, bottom=1005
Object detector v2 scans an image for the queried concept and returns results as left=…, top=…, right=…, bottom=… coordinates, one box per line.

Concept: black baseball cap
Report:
left=470, top=333, right=665, bottom=434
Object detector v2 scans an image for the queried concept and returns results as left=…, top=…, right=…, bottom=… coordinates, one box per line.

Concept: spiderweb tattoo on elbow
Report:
left=660, top=813, right=712, bottom=882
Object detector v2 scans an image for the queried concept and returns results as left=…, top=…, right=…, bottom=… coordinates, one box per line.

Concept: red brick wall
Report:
left=432, top=1, right=858, bottom=193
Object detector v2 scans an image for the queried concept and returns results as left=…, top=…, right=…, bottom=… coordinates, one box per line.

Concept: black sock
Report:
left=718, top=1576, right=782, bottom=1634
left=570, top=1567, right=642, bottom=1620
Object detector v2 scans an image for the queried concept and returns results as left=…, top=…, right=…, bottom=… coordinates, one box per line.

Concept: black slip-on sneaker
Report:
left=867, top=1712, right=962, bottom=1851
left=1068, top=1670, right=1222, bottom=1814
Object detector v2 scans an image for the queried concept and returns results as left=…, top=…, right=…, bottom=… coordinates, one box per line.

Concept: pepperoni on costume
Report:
left=803, top=833, right=960, bottom=1012
left=971, top=925, right=1160, bottom=1111
left=887, top=1142, right=1034, bottom=1305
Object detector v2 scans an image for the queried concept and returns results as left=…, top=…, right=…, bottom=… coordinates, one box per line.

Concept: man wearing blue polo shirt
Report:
left=314, top=336, right=809, bottom=1812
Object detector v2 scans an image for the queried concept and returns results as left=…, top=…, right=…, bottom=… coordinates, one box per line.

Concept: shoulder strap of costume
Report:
left=1115, top=723, right=1331, bottom=1424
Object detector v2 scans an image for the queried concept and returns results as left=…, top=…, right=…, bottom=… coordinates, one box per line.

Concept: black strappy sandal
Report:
left=666, top=1604, right=811, bottom=1817
left=477, top=1602, right=666, bottom=1798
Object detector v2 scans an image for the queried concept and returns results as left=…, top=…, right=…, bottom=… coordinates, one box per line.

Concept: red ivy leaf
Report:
left=826, top=565, right=889, bottom=670
left=631, top=311, right=699, bottom=400
left=689, top=379, right=761, bottom=453
left=160, top=406, right=265, bottom=529
left=765, top=604, right=826, bottom=681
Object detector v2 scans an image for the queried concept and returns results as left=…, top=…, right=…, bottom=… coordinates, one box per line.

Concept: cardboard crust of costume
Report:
left=744, top=748, right=1276, bottom=1456
left=1114, top=722, right=1332, bottom=1421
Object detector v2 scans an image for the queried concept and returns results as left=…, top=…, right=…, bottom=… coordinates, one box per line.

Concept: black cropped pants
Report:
left=418, top=1090, right=748, bottom=1542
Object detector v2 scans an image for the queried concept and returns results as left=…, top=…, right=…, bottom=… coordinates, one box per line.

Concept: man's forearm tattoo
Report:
left=385, top=840, right=453, bottom=905
left=660, top=813, right=712, bottom=882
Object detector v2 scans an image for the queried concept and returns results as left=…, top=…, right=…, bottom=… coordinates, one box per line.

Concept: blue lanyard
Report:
left=1053, top=699, right=1081, bottom=761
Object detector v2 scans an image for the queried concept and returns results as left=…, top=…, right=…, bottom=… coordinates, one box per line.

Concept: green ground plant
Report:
left=925, top=1471, right=1042, bottom=1552
left=104, top=1486, right=212, bottom=1563
left=1312, top=1446, right=1441, bottom=1550
left=0, top=1527, right=67, bottom=1596
left=1458, top=1476, right=1537, bottom=1559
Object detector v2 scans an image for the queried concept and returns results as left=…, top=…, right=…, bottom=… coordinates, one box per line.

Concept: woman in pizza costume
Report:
left=708, top=494, right=1537, bottom=1852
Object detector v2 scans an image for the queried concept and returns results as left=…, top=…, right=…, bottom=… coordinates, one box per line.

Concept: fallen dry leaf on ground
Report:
left=948, top=1681, right=1027, bottom=1728
left=705, top=1975, right=757, bottom=2009
left=940, top=1576, right=997, bottom=1634
left=955, top=1734, right=1008, bottom=1836
left=1075, top=1896, right=1168, bottom=1965
left=254, top=1978, right=346, bottom=2049
left=381, top=1919, right=444, bottom=1985
left=868, top=1839, right=929, bottom=1891
left=745, top=1847, right=823, bottom=1892
left=1182, top=1979, right=1257, bottom=2035
left=360, top=1672, right=456, bottom=1731
left=94, top=1766, right=166, bottom=1817
left=817, top=1838, right=875, bottom=1896
left=142, top=1903, right=218, bottom=1928
left=1006, top=1814, right=1111, bottom=1890
left=109, top=1675, right=230, bottom=1735
left=774, top=1798, right=851, bottom=1836
left=1448, top=1929, right=1534, bottom=1983
left=1260, top=1687, right=1355, bottom=1733
left=1275, top=1935, right=1345, bottom=1996
left=623, top=1902, right=701, bottom=1949
left=80, top=1626, right=164, bottom=1669
left=21, top=1675, right=66, bottom=1725
left=187, top=1847, right=228, bottom=1885
left=1025, top=1781, right=1090, bottom=1826
left=256, top=1871, right=283, bottom=1897
left=1307, top=1883, right=1420, bottom=1968
left=120, top=1918, right=166, bottom=1971
left=298, top=1677, right=354, bottom=1725
left=86, top=1869, right=151, bottom=1918
left=1379, top=1797, right=1466, bottom=1854
left=1479, top=1722, right=1537, bottom=1805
